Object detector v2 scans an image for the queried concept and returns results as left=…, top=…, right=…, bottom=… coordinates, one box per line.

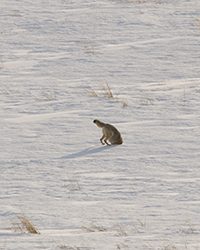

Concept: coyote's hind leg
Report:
left=104, top=135, right=111, bottom=146
left=104, top=139, right=111, bottom=146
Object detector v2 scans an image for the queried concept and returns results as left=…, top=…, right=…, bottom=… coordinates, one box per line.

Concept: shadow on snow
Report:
left=61, top=145, right=116, bottom=159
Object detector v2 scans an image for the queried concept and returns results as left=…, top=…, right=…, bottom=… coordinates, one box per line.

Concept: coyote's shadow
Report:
left=61, top=145, right=114, bottom=159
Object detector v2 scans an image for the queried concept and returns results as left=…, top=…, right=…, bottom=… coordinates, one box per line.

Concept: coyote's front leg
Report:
left=100, top=135, right=105, bottom=145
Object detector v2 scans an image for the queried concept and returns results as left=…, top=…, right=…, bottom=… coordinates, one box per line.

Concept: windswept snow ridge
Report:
left=1, top=0, right=200, bottom=249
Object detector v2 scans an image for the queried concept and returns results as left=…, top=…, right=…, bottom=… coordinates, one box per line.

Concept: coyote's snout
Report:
left=93, top=119, right=123, bottom=146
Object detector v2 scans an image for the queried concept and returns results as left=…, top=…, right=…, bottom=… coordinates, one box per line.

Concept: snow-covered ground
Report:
left=1, top=0, right=200, bottom=249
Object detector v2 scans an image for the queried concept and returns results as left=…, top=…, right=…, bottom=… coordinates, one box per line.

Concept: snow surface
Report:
left=1, top=0, right=200, bottom=249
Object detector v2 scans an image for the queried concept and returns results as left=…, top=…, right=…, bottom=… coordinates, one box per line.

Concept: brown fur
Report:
left=93, top=119, right=123, bottom=146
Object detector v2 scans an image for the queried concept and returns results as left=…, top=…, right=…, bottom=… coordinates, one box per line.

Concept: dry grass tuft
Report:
left=82, top=221, right=107, bottom=233
left=58, top=246, right=78, bottom=250
left=120, top=98, right=128, bottom=107
left=95, top=11, right=107, bottom=21
left=194, top=18, right=200, bottom=35
left=86, top=87, right=99, bottom=97
left=58, top=245, right=90, bottom=250
left=43, top=91, right=56, bottom=101
left=91, top=221, right=107, bottom=232
left=84, top=37, right=95, bottom=54
left=10, top=8, right=21, bottom=17
left=179, top=219, right=195, bottom=234
left=117, top=0, right=162, bottom=3
left=101, top=80, right=113, bottom=98
left=0, top=57, right=4, bottom=69
left=143, top=242, right=177, bottom=250
left=137, top=218, right=146, bottom=228
left=62, top=172, right=81, bottom=191
left=113, top=224, right=127, bottom=236
left=185, top=219, right=195, bottom=234
left=81, top=226, right=95, bottom=232
left=33, top=90, right=56, bottom=102
left=116, top=243, right=129, bottom=249
left=136, top=0, right=162, bottom=3
left=10, top=213, right=40, bottom=234
left=86, top=79, right=128, bottom=107
left=1, top=86, right=13, bottom=95
left=162, top=245, right=177, bottom=250
left=139, top=95, right=154, bottom=105
left=0, top=24, right=6, bottom=34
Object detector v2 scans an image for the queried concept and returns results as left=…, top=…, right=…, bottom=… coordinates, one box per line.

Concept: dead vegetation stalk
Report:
left=10, top=213, right=40, bottom=234
left=86, top=80, right=128, bottom=107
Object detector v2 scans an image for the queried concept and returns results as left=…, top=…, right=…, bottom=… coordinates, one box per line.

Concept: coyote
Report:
left=93, top=119, right=123, bottom=145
